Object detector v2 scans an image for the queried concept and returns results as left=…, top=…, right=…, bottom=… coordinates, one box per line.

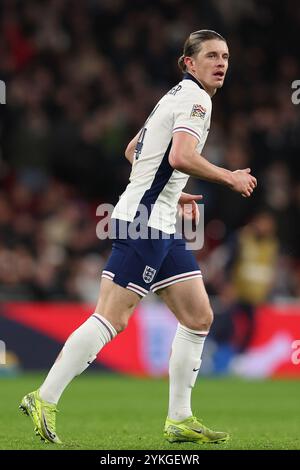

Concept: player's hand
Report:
left=230, top=168, right=257, bottom=197
left=178, top=192, right=202, bottom=224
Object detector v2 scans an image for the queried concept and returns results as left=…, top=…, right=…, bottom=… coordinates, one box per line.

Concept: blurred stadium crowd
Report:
left=0, top=0, right=300, bottom=310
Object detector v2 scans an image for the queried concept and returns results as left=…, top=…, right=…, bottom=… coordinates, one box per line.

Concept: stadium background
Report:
left=0, top=0, right=300, bottom=447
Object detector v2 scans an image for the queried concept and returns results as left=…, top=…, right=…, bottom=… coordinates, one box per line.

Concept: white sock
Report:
left=39, top=314, right=117, bottom=404
left=168, top=323, right=208, bottom=421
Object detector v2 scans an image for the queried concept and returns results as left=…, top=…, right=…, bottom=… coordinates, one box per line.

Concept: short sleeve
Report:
left=173, top=90, right=211, bottom=143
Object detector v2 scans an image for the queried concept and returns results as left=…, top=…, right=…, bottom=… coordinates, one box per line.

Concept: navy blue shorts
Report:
left=102, top=220, right=202, bottom=297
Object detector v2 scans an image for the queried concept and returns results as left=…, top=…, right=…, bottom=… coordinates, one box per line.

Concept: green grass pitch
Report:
left=0, top=373, right=299, bottom=450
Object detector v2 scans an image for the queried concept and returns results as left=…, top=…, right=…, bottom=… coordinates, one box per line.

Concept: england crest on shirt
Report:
left=143, top=265, right=156, bottom=284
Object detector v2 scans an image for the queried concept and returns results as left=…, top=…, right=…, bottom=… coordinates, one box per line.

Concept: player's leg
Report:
left=151, top=235, right=229, bottom=443
left=158, top=277, right=212, bottom=419
left=39, top=278, right=140, bottom=404
left=20, top=278, right=141, bottom=443
left=158, top=277, right=229, bottom=443
left=19, top=222, right=166, bottom=444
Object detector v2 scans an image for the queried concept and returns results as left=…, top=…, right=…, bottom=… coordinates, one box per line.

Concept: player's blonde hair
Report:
left=178, top=30, right=227, bottom=73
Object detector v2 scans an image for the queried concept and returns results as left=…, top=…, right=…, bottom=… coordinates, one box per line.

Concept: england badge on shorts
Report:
left=143, top=265, right=156, bottom=284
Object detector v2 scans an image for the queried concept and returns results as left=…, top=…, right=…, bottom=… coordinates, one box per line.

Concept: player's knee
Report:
left=201, top=305, right=214, bottom=330
left=185, top=304, right=213, bottom=331
left=112, top=315, right=129, bottom=333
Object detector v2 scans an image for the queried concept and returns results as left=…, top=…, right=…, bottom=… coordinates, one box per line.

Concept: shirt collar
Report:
left=183, top=72, right=205, bottom=90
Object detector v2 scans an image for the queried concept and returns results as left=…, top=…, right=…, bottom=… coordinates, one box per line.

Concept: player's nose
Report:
left=217, top=60, right=225, bottom=68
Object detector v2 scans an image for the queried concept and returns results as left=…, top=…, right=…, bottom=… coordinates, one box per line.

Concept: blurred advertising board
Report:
left=0, top=301, right=299, bottom=377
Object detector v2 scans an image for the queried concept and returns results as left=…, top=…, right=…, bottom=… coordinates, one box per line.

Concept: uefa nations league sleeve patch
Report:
left=190, top=104, right=206, bottom=119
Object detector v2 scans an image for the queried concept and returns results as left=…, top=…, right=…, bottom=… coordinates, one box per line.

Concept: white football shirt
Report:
left=112, top=73, right=212, bottom=234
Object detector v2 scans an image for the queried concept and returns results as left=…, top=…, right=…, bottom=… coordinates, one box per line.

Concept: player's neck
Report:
left=188, top=71, right=216, bottom=97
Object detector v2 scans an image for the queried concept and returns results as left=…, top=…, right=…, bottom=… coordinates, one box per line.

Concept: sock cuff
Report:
left=178, top=323, right=209, bottom=337
left=91, top=314, right=117, bottom=340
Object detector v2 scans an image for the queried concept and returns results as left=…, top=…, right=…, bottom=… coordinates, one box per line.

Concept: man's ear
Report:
left=184, top=56, right=194, bottom=71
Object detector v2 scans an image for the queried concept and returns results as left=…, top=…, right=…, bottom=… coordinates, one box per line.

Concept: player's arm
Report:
left=124, top=132, right=140, bottom=164
left=169, top=132, right=257, bottom=197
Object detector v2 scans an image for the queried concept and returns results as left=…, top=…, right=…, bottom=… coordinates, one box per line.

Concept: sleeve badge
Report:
left=190, top=104, right=206, bottom=119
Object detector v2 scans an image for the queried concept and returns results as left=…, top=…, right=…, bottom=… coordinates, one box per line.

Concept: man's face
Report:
left=185, top=39, right=229, bottom=95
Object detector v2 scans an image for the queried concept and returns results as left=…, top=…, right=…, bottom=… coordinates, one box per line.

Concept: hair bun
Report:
left=178, top=55, right=186, bottom=72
